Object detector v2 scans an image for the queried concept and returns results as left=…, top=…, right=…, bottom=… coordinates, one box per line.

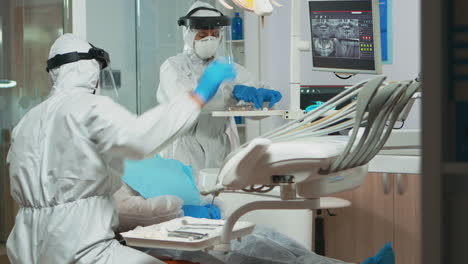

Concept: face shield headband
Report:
left=46, top=43, right=110, bottom=72
left=178, top=7, right=231, bottom=29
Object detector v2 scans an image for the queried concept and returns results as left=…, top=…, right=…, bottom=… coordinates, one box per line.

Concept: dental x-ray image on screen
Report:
left=309, top=0, right=382, bottom=74
left=312, top=19, right=360, bottom=58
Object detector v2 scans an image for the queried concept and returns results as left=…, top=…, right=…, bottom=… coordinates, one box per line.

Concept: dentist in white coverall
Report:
left=157, top=1, right=282, bottom=178
left=5, top=33, right=235, bottom=264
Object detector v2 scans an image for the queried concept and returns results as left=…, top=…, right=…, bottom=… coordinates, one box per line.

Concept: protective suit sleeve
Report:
left=114, top=184, right=183, bottom=232
left=86, top=93, right=200, bottom=160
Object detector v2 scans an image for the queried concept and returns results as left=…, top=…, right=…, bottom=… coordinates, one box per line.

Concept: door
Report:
left=85, top=0, right=218, bottom=115
left=0, top=0, right=69, bottom=261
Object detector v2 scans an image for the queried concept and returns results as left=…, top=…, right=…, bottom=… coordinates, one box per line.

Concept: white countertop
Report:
left=368, top=154, right=421, bottom=174
left=361, top=128, right=421, bottom=174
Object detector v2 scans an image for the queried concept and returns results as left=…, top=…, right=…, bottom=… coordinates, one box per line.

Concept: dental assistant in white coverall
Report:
left=5, top=33, right=235, bottom=264
left=157, top=1, right=282, bottom=177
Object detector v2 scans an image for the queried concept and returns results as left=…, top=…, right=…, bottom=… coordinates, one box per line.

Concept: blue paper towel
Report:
left=122, top=155, right=202, bottom=206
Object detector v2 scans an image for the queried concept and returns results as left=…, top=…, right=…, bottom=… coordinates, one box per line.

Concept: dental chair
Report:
left=199, top=76, right=421, bottom=251
left=120, top=76, right=421, bottom=256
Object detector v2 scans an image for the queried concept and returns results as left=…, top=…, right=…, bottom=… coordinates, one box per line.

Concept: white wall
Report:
left=250, top=0, right=421, bottom=131
left=72, top=0, right=86, bottom=39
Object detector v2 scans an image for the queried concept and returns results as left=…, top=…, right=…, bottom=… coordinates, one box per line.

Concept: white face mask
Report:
left=194, top=36, right=220, bottom=60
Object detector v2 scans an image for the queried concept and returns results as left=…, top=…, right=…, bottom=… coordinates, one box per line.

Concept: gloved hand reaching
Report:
left=193, top=59, right=237, bottom=104
left=233, top=85, right=283, bottom=109
left=257, top=88, right=282, bottom=108
left=232, top=85, right=260, bottom=108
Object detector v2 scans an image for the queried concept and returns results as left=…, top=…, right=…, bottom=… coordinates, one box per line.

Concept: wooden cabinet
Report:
left=1, top=129, right=15, bottom=244
left=323, top=173, right=421, bottom=264
left=393, top=174, right=421, bottom=264
left=0, top=244, right=8, bottom=264
left=1, top=130, right=13, bottom=264
left=0, top=255, right=9, bottom=264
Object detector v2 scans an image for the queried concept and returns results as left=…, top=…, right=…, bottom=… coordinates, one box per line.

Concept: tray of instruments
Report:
left=120, top=217, right=255, bottom=251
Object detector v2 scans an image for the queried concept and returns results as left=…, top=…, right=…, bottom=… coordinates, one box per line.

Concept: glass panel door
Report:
left=86, top=0, right=138, bottom=113
left=136, top=0, right=194, bottom=112
left=0, top=0, right=67, bottom=246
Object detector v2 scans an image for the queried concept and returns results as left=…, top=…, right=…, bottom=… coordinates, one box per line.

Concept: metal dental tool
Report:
left=207, top=195, right=216, bottom=218
left=178, top=226, right=217, bottom=231
left=168, top=230, right=209, bottom=240
left=181, top=219, right=224, bottom=227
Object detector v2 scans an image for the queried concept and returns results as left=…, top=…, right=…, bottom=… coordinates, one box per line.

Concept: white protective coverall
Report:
left=157, top=1, right=268, bottom=177
left=6, top=34, right=201, bottom=264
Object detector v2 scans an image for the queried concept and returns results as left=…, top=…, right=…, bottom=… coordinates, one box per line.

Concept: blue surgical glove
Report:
left=194, top=59, right=237, bottom=103
left=233, top=85, right=283, bottom=109
left=182, top=204, right=221, bottom=219
left=233, top=85, right=261, bottom=108
left=257, top=88, right=282, bottom=108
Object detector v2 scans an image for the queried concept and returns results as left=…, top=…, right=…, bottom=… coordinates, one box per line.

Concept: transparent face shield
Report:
left=179, top=7, right=235, bottom=112
left=219, top=26, right=234, bottom=63
left=98, top=66, right=119, bottom=101
left=192, top=25, right=236, bottom=113
left=178, top=6, right=234, bottom=63
left=46, top=43, right=119, bottom=101
left=192, top=26, right=234, bottom=63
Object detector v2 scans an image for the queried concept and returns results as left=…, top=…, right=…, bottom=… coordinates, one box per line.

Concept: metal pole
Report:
left=135, top=0, right=142, bottom=115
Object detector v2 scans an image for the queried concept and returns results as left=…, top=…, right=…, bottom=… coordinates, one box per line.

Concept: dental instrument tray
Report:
left=212, top=109, right=286, bottom=119
left=120, top=217, right=255, bottom=251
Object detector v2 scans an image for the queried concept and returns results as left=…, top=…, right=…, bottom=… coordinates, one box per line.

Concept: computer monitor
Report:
left=308, top=0, right=382, bottom=74
left=300, top=85, right=351, bottom=110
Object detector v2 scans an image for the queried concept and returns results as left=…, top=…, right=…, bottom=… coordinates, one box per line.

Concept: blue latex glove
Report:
left=233, top=85, right=283, bottom=109
left=256, top=88, right=282, bottom=108
left=362, top=242, right=395, bottom=264
left=194, top=59, right=237, bottom=103
left=232, top=85, right=261, bottom=108
left=182, top=204, right=221, bottom=219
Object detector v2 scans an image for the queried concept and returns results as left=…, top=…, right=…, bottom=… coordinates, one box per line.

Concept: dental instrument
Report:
left=181, top=219, right=224, bottom=227
left=179, top=226, right=218, bottom=231
left=121, top=217, right=255, bottom=251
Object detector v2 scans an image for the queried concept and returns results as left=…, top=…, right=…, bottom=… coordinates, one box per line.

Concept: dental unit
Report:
left=199, top=76, right=421, bottom=252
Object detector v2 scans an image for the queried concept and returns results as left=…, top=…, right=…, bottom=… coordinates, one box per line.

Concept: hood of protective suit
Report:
left=48, top=33, right=100, bottom=96
left=182, top=1, right=221, bottom=58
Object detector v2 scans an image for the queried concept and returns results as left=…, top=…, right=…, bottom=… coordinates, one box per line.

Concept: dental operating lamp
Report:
left=217, top=0, right=282, bottom=16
